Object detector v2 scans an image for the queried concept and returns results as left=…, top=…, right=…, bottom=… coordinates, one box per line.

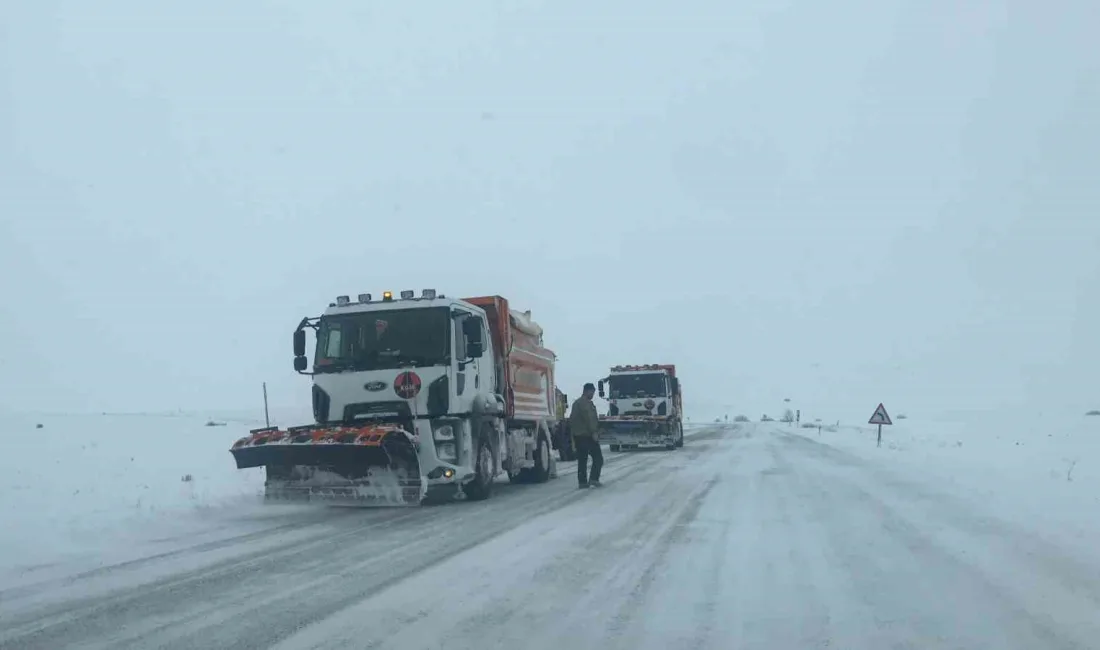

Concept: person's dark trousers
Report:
left=575, top=435, right=604, bottom=485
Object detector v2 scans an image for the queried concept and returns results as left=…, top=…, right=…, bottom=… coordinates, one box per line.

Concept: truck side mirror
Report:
left=597, top=380, right=605, bottom=398
left=293, top=356, right=308, bottom=372
left=293, top=329, right=307, bottom=357
left=671, top=377, right=679, bottom=395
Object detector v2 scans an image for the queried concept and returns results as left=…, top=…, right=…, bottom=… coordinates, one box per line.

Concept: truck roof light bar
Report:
left=336, top=295, right=351, bottom=307
left=358, top=293, right=372, bottom=303
left=400, top=290, right=415, bottom=299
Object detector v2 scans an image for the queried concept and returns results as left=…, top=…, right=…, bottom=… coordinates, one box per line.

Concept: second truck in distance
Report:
left=597, top=364, right=684, bottom=451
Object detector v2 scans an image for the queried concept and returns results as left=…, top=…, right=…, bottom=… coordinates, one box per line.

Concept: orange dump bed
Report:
left=464, top=296, right=556, bottom=421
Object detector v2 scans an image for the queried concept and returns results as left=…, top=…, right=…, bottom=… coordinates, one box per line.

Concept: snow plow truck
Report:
left=230, top=290, right=559, bottom=506
left=597, top=364, right=684, bottom=451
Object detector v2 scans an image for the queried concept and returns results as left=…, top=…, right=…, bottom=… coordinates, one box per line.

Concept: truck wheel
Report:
left=560, top=435, right=576, bottom=462
left=609, top=444, right=621, bottom=452
left=519, top=434, right=552, bottom=483
left=556, top=432, right=571, bottom=462
left=675, top=422, right=684, bottom=448
left=464, top=435, right=495, bottom=501
left=556, top=425, right=575, bottom=461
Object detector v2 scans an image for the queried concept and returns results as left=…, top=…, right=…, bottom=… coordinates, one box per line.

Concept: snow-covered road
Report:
left=3, top=422, right=1100, bottom=649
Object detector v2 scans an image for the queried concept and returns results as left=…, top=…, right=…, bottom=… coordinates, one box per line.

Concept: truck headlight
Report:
left=433, top=424, right=455, bottom=441
left=436, top=442, right=457, bottom=461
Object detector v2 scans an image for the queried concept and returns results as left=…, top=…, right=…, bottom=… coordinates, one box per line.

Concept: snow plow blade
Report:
left=599, top=416, right=675, bottom=447
left=600, top=417, right=664, bottom=436
left=230, top=424, right=425, bottom=507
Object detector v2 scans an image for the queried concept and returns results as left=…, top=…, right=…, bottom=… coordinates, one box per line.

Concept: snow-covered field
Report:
left=3, top=412, right=1100, bottom=649
left=790, top=410, right=1100, bottom=557
left=0, top=413, right=268, bottom=585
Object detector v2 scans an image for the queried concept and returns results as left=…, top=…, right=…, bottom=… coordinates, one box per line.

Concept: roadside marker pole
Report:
left=263, top=382, right=271, bottom=427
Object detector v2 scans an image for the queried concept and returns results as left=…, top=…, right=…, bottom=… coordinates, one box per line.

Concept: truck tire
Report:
left=675, top=422, right=684, bottom=448
left=464, top=434, right=495, bottom=501
left=561, top=436, right=576, bottom=462
left=555, top=424, right=576, bottom=462
left=518, top=434, right=551, bottom=483
left=662, top=423, right=676, bottom=450
left=609, top=444, right=621, bottom=452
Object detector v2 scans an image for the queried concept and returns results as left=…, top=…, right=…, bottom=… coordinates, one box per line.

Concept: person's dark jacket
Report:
left=569, top=397, right=600, bottom=440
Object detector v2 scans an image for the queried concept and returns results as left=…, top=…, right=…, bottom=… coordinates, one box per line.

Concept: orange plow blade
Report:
left=230, top=424, right=425, bottom=507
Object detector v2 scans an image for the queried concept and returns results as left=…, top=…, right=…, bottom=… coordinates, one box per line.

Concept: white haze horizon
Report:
left=2, top=1, right=1097, bottom=425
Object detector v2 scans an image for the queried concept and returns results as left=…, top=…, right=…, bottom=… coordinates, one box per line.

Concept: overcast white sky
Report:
left=2, top=0, right=1097, bottom=423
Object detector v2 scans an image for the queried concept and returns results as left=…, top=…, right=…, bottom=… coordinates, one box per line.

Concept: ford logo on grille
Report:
left=364, top=381, right=387, bottom=392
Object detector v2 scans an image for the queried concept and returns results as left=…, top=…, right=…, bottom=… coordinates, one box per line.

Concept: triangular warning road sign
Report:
left=868, top=403, right=892, bottom=425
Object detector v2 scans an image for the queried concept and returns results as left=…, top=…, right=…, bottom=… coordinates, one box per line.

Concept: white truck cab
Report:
left=597, top=364, right=684, bottom=451
left=229, top=290, right=558, bottom=506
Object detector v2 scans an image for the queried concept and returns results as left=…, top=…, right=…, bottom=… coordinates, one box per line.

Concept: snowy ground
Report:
left=2, top=415, right=1100, bottom=648
left=789, top=410, right=1100, bottom=559
left=0, top=413, right=709, bottom=588
left=0, top=413, right=269, bottom=585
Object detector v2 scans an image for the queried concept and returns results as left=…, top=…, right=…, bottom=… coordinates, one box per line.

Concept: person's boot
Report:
left=578, top=482, right=589, bottom=489
left=589, top=480, right=602, bottom=488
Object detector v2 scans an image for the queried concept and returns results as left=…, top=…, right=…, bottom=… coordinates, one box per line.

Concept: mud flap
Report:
left=230, top=425, right=426, bottom=507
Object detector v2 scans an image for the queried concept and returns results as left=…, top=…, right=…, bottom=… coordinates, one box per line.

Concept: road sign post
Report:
left=868, top=403, right=892, bottom=447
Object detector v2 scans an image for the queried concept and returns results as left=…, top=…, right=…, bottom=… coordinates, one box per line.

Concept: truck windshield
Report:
left=609, top=373, right=667, bottom=398
left=314, top=307, right=450, bottom=372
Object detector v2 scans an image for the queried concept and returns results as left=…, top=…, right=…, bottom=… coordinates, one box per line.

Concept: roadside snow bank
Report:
left=788, top=410, right=1100, bottom=551
left=0, top=413, right=265, bottom=577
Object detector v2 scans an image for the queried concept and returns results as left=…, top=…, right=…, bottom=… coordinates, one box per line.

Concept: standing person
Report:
left=569, top=382, right=603, bottom=488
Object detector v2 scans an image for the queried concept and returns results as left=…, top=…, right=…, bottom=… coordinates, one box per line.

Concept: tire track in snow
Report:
left=602, top=475, right=721, bottom=644
left=759, top=437, right=839, bottom=645
left=259, top=428, right=746, bottom=649
left=0, top=506, right=411, bottom=605
left=441, top=439, right=734, bottom=650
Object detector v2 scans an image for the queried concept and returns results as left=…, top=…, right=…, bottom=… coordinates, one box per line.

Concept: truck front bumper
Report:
left=598, top=418, right=676, bottom=447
